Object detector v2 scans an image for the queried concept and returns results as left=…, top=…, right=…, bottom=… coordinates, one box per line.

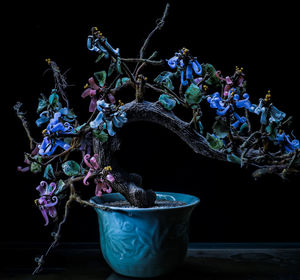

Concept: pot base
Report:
left=90, top=192, right=200, bottom=278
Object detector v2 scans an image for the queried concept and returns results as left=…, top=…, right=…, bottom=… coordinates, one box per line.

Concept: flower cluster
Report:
left=156, top=49, right=299, bottom=156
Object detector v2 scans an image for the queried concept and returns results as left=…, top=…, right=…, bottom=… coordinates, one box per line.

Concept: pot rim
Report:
left=89, top=191, right=200, bottom=212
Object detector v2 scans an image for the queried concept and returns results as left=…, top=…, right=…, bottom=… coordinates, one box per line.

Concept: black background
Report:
left=3, top=1, right=300, bottom=245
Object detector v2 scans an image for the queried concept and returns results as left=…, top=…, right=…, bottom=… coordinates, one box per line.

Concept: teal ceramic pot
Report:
left=90, top=192, right=200, bottom=278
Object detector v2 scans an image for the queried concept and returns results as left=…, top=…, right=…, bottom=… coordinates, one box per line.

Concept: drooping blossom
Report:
left=81, top=77, right=103, bottom=112
left=94, top=174, right=115, bottom=197
left=35, top=181, right=58, bottom=226
left=83, top=154, right=100, bottom=185
left=17, top=145, right=40, bottom=173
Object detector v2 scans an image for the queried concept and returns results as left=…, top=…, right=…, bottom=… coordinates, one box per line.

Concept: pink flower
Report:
left=81, top=77, right=103, bottom=112
left=83, top=154, right=100, bottom=185
left=94, top=178, right=112, bottom=197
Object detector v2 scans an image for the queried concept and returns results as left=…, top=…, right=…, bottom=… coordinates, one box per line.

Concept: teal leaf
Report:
left=158, top=94, right=177, bottom=111
left=154, top=71, right=175, bottom=90
left=206, top=133, right=224, bottom=150
left=94, top=71, right=107, bottom=87
left=116, top=57, right=123, bottom=74
left=93, top=129, right=109, bottom=143
left=44, top=164, right=55, bottom=180
left=49, top=91, right=59, bottom=106
left=37, top=96, right=47, bottom=113
left=212, top=118, right=229, bottom=139
left=115, top=77, right=130, bottom=88
left=184, top=83, right=203, bottom=108
left=62, top=160, right=81, bottom=176
left=227, top=153, right=241, bottom=164
left=195, top=117, right=204, bottom=135
left=239, top=122, right=249, bottom=136
left=54, top=179, right=65, bottom=195
left=74, top=123, right=87, bottom=133
left=108, top=60, right=116, bottom=77
left=265, top=122, right=278, bottom=140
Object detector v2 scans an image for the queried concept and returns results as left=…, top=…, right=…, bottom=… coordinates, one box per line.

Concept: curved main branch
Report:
left=123, top=101, right=227, bottom=161
left=93, top=100, right=226, bottom=208
left=93, top=100, right=299, bottom=207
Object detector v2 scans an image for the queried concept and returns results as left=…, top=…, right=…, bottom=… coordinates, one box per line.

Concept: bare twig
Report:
left=121, top=57, right=163, bottom=66
left=13, top=102, right=38, bottom=150
left=139, top=3, right=170, bottom=60
left=133, top=3, right=170, bottom=74
left=32, top=189, right=74, bottom=275
left=135, top=51, right=159, bottom=78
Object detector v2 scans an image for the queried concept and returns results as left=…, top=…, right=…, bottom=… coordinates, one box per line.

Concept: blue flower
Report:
left=87, top=28, right=119, bottom=57
left=90, top=99, right=127, bottom=136
left=234, top=93, right=252, bottom=110
left=167, top=48, right=202, bottom=86
left=38, top=112, right=75, bottom=156
left=275, top=132, right=300, bottom=153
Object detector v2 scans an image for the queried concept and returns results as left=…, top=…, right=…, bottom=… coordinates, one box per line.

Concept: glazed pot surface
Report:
left=90, top=192, right=200, bottom=278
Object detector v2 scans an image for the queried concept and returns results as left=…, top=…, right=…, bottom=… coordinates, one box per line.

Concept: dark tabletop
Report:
left=1, top=243, right=300, bottom=280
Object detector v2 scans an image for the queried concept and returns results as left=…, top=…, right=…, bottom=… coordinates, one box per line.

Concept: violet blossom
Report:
left=35, top=181, right=58, bottom=226
left=81, top=77, right=103, bottom=112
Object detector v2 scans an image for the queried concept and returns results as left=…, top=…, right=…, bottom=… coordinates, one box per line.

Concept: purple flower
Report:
left=35, top=181, right=58, bottom=226
left=81, top=77, right=101, bottom=112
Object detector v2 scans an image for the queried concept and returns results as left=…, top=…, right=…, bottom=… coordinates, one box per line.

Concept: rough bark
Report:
left=93, top=100, right=227, bottom=207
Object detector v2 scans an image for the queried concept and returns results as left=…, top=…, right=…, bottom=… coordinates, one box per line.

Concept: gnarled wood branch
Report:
left=93, top=100, right=227, bottom=207
left=92, top=100, right=299, bottom=207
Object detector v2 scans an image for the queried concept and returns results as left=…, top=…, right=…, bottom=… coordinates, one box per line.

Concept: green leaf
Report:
left=202, top=63, right=221, bottom=86
left=62, top=160, right=81, bottom=176
left=95, top=52, right=105, bottom=63
left=227, top=153, right=241, bottom=164
left=44, top=164, right=55, bottom=180
left=206, top=133, right=224, bottom=150
left=93, top=129, right=109, bottom=144
left=30, top=156, right=42, bottom=174
left=94, top=71, right=107, bottom=87
left=184, top=83, right=203, bottom=108
left=55, top=179, right=65, bottom=195
left=212, top=118, right=229, bottom=139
